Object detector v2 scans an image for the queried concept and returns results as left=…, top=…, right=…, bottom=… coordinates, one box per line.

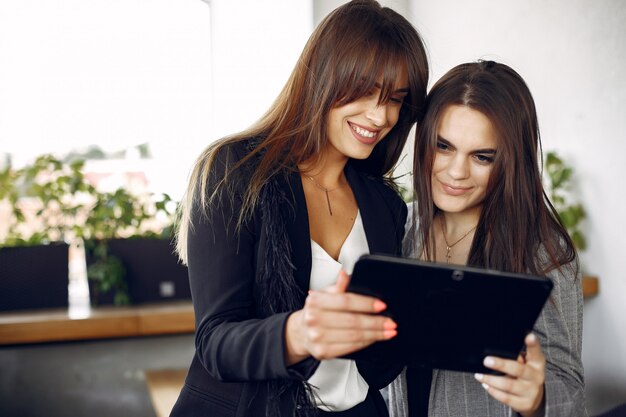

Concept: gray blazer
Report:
left=387, top=209, right=587, bottom=417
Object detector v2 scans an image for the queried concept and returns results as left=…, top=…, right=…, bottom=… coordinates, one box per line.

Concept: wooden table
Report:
left=0, top=301, right=194, bottom=345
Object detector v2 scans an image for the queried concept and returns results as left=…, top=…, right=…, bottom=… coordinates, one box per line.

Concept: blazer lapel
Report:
left=345, top=163, right=397, bottom=256
left=283, top=170, right=313, bottom=299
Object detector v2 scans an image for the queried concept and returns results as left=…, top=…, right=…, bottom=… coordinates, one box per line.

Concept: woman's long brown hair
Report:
left=177, top=0, right=429, bottom=263
left=412, top=61, right=576, bottom=276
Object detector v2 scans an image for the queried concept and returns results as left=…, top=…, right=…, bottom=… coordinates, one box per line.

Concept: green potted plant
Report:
left=81, top=187, right=147, bottom=306
left=0, top=155, right=95, bottom=311
left=83, top=188, right=189, bottom=306
left=544, top=151, right=587, bottom=251
left=543, top=150, right=598, bottom=296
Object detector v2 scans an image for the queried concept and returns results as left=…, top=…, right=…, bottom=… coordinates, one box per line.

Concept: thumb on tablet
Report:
left=524, top=333, right=544, bottom=364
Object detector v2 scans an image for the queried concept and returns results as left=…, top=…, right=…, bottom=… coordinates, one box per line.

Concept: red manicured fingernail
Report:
left=384, top=320, right=397, bottom=330
left=384, top=329, right=397, bottom=339
left=373, top=300, right=387, bottom=312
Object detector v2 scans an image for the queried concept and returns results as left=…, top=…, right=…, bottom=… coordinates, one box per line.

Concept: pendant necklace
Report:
left=304, top=175, right=345, bottom=216
left=440, top=219, right=477, bottom=264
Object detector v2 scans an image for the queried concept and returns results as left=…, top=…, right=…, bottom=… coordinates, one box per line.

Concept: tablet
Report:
left=344, top=254, right=553, bottom=374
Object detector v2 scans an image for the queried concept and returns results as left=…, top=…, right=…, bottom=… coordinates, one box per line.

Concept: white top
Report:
left=307, top=210, right=371, bottom=411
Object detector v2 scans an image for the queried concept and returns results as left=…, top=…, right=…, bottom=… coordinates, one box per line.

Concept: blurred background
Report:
left=0, top=0, right=624, bottom=415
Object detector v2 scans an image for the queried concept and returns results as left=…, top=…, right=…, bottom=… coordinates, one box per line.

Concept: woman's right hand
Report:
left=285, top=270, right=397, bottom=364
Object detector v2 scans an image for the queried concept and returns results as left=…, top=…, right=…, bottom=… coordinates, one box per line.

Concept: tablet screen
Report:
left=344, top=254, right=553, bottom=374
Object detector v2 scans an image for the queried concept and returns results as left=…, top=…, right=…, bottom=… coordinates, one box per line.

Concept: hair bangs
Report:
left=333, top=37, right=406, bottom=107
left=378, top=47, right=408, bottom=103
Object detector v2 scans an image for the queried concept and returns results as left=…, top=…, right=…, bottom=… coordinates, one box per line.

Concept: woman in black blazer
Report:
left=170, top=1, right=429, bottom=416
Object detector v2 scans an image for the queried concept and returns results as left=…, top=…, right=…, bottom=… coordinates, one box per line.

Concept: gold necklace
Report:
left=440, top=219, right=477, bottom=264
left=304, top=174, right=345, bottom=216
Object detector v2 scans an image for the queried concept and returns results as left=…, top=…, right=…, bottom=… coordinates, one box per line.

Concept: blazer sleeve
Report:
left=534, top=259, right=588, bottom=417
left=186, top=144, right=311, bottom=383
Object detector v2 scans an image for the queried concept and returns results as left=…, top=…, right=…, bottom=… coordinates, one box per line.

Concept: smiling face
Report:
left=431, top=105, right=498, bottom=216
left=325, top=67, right=409, bottom=161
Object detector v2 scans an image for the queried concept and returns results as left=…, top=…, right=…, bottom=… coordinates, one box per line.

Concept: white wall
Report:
left=409, top=0, right=626, bottom=413
left=207, top=0, right=312, bottom=140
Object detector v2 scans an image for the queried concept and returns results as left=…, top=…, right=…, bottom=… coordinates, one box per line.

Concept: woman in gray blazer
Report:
left=389, top=61, right=586, bottom=417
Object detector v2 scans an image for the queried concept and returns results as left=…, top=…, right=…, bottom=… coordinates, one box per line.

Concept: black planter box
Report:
left=0, top=242, right=69, bottom=311
left=87, top=238, right=190, bottom=305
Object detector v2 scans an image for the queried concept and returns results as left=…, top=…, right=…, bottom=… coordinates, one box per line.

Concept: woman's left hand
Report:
left=474, top=332, right=546, bottom=417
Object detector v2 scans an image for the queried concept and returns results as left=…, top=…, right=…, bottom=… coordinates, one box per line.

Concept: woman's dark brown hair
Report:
left=412, top=60, right=576, bottom=276
left=177, top=0, right=429, bottom=262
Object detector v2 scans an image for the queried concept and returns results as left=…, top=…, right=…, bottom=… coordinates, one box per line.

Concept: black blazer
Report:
left=170, top=140, right=407, bottom=417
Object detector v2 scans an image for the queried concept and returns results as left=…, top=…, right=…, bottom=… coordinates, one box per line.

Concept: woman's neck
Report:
left=298, top=147, right=348, bottom=187
left=439, top=207, right=481, bottom=236
left=434, top=207, right=481, bottom=265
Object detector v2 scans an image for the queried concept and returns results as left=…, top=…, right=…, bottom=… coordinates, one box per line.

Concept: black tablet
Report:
left=344, top=254, right=553, bottom=374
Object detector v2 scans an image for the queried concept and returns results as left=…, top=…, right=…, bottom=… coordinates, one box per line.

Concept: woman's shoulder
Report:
left=211, top=136, right=259, bottom=163
left=536, top=239, right=580, bottom=282
left=204, top=136, right=264, bottom=180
